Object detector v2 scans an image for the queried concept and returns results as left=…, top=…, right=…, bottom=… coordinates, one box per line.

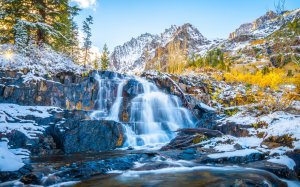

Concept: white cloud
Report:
left=71, top=0, right=96, bottom=8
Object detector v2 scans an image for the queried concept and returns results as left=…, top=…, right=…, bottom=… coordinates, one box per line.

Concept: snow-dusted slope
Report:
left=0, top=44, right=83, bottom=76
left=110, top=33, right=159, bottom=74
left=229, top=9, right=300, bottom=40
left=110, top=23, right=213, bottom=74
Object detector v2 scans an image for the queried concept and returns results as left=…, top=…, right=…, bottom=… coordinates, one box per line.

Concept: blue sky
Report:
left=72, top=0, right=300, bottom=51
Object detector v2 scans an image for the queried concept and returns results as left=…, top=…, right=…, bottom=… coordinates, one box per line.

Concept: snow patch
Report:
left=208, top=149, right=260, bottom=159
left=268, top=155, right=296, bottom=170
left=0, top=141, right=24, bottom=172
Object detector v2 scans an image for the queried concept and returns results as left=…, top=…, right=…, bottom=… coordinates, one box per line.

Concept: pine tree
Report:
left=83, top=15, right=93, bottom=67
left=0, top=0, right=80, bottom=53
left=69, top=16, right=80, bottom=62
left=14, top=19, right=28, bottom=53
left=101, top=44, right=110, bottom=70
left=0, top=0, right=29, bottom=44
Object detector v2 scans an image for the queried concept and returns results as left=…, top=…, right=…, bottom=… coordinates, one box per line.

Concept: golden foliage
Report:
left=223, top=69, right=298, bottom=90
left=250, top=39, right=266, bottom=45
left=166, top=41, right=188, bottom=74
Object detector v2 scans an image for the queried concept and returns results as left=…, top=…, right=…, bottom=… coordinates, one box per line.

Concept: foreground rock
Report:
left=161, top=128, right=222, bottom=150
left=51, top=119, right=124, bottom=153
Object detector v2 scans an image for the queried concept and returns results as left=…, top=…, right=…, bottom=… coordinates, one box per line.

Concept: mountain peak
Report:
left=110, top=23, right=210, bottom=74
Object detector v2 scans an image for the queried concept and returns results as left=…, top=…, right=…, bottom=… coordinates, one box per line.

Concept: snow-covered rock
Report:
left=0, top=44, right=83, bottom=76
left=268, top=155, right=296, bottom=170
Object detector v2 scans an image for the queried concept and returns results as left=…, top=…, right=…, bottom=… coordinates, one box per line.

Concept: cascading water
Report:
left=125, top=78, right=194, bottom=147
left=91, top=72, right=195, bottom=148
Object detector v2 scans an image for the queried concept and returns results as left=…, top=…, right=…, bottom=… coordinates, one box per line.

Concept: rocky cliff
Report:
left=110, top=24, right=213, bottom=74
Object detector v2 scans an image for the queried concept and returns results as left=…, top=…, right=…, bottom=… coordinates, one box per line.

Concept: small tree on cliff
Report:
left=82, top=15, right=93, bottom=67
left=101, top=44, right=110, bottom=70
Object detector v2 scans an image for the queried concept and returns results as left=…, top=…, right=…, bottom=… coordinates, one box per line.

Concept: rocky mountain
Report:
left=111, top=8, right=300, bottom=73
left=110, top=23, right=214, bottom=74
left=226, top=8, right=300, bottom=46
left=229, top=11, right=278, bottom=40
left=216, top=8, right=300, bottom=68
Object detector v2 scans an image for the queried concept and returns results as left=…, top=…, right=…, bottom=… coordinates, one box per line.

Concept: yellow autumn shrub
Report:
left=223, top=69, right=297, bottom=90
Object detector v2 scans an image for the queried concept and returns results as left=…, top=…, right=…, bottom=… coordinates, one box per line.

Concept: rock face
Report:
left=0, top=70, right=124, bottom=110
left=51, top=119, right=124, bottom=153
left=111, top=24, right=211, bottom=73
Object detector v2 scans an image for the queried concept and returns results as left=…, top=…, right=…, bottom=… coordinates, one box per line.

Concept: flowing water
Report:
left=91, top=73, right=195, bottom=149
left=22, top=73, right=299, bottom=187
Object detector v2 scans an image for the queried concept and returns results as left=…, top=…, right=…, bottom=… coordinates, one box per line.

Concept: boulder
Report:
left=244, top=160, right=298, bottom=179
left=51, top=119, right=125, bottom=153
left=200, top=151, right=265, bottom=164
left=123, top=79, right=144, bottom=98
left=161, top=128, right=222, bottom=150
left=286, top=150, right=300, bottom=179
left=177, top=128, right=223, bottom=138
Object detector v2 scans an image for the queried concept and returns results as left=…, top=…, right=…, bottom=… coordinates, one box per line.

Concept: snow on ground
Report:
left=0, top=104, right=61, bottom=139
left=0, top=44, right=83, bottom=76
left=203, top=109, right=300, bottom=171
left=0, top=103, right=61, bottom=119
left=208, top=149, right=260, bottom=159
left=219, top=111, right=300, bottom=147
left=268, top=155, right=296, bottom=170
left=0, top=141, right=24, bottom=172
left=0, top=103, right=62, bottom=171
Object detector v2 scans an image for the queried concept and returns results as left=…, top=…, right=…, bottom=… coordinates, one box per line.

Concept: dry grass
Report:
left=250, top=39, right=266, bottom=45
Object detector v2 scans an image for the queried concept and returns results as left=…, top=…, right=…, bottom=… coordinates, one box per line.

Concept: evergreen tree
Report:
left=83, top=15, right=93, bottom=67
left=14, top=19, right=28, bottom=52
left=101, top=44, right=110, bottom=70
left=0, top=0, right=80, bottom=53
left=68, top=13, right=81, bottom=62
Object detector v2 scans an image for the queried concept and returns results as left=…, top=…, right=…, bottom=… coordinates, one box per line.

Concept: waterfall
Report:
left=91, top=72, right=195, bottom=148
left=107, top=80, right=126, bottom=121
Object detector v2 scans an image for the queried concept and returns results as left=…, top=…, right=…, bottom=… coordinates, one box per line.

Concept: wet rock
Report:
left=51, top=119, right=125, bottom=153
left=286, top=150, right=300, bottom=179
left=178, top=148, right=197, bottom=160
left=56, top=154, right=142, bottom=180
left=161, top=128, right=222, bottom=150
left=200, top=152, right=265, bottom=164
left=133, top=162, right=181, bottom=171
left=177, top=128, right=223, bottom=138
left=42, top=175, right=61, bottom=186
left=123, top=79, right=144, bottom=98
left=20, top=172, right=43, bottom=185
left=0, top=164, right=32, bottom=183
left=161, top=134, right=207, bottom=151
left=244, top=160, right=298, bottom=179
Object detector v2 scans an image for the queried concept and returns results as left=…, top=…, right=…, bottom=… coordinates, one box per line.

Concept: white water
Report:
left=107, top=80, right=126, bottom=121
left=91, top=73, right=195, bottom=148
left=90, top=74, right=110, bottom=119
